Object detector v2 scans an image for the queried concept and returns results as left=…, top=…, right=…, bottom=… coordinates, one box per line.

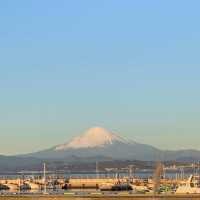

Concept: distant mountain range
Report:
left=0, top=155, right=43, bottom=172
left=22, top=127, right=200, bottom=162
left=23, top=127, right=160, bottom=160
left=1, top=127, right=200, bottom=172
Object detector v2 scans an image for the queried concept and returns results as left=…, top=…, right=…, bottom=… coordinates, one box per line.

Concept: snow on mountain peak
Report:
left=55, top=127, right=133, bottom=150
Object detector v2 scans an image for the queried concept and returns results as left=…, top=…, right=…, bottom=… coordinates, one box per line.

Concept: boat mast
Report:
left=96, top=161, right=99, bottom=179
left=43, top=163, right=47, bottom=193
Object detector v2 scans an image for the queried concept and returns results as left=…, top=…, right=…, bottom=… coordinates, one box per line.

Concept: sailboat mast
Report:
left=96, top=161, right=99, bottom=179
left=43, top=163, right=46, bottom=193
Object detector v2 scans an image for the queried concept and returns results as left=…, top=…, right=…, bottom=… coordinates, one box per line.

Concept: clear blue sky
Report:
left=0, top=0, right=200, bottom=155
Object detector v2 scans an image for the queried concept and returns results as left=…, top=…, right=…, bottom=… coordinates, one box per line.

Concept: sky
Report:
left=0, top=0, right=200, bottom=155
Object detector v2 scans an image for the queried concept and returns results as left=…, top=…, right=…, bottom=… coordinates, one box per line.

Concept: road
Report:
left=1, top=194, right=200, bottom=200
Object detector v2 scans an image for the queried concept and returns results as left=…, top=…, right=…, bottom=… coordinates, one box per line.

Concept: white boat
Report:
left=99, top=182, right=114, bottom=191
left=130, top=184, right=150, bottom=193
left=176, top=175, right=200, bottom=194
left=5, top=184, right=18, bottom=191
left=29, top=182, right=40, bottom=191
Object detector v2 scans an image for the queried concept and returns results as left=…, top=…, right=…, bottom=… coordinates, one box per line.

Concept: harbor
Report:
left=1, top=162, right=200, bottom=197
left=1, top=128, right=200, bottom=198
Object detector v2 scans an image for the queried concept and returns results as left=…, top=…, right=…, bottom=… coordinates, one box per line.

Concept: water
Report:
left=0, top=170, right=194, bottom=180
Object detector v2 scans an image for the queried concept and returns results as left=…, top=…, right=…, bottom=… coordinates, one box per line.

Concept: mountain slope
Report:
left=0, top=155, right=43, bottom=172
left=55, top=127, right=134, bottom=150
left=22, top=127, right=200, bottom=162
left=25, top=127, right=161, bottom=161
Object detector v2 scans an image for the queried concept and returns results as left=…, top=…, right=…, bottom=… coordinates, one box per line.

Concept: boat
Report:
left=29, top=182, right=40, bottom=191
left=62, top=183, right=68, bottom=190
left=100, top=182, right=132, bottom=191
left=0, top=184, right=9, bottom=190
left=99, top=182, right=114, bottom=191
left=5, top=184, right=18, bottom=191
left=111, top=183, right=133, bottom=191
left=176, top=175, right=200, bottom=194
left=20, top=183, right=31, bottom=191
left=130, top=184, right=150, bottom=193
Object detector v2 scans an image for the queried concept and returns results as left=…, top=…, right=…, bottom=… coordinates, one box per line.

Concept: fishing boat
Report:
left=20, top=183, right=31, bottom=191
left=100, top=182, right=132, bottom=191
left=0, top=184, right=9, bottom=190
left=176, top=175, right=200, bottom=194
left=99, top=182, right=114, bottom=191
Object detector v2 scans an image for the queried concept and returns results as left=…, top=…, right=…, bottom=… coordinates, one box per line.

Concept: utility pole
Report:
left=43, top=163, right=47, bottom=194
left=128, top=165, right=134, bottom=182
left=96, top=162, right=99, bottom=179
left=198, top=161, right=200, bottom=180
left=18, top=177, right=21, bottom=194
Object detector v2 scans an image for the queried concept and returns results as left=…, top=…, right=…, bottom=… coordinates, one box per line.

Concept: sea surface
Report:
left=0, top=170, right=196, bottom=180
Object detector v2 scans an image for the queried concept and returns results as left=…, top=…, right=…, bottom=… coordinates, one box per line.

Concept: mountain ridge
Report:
left=0, top=127, right=200, bottom=172
left=20, top=126, right=200, bottom=162
left=55, top=127, right=135, bottom=150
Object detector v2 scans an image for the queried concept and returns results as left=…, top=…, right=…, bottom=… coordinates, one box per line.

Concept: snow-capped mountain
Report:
left=21, top=127, right=200, bottom=162
left=25, top=127, right=160, bottom=160
left=55, top=127, right=134, bottom=150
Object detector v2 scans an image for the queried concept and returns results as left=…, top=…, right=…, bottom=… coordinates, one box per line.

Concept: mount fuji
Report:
left=1, top=126, right=200, bottom=172
left=24, top=127, right=161, bottom=161
left=55, top=127, right=135, bottom=150
left=22, top=127, right=200, bottom=162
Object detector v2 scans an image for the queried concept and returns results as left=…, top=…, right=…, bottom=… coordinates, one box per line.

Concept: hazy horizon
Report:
left=0, top=0, right=200, bottom=155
